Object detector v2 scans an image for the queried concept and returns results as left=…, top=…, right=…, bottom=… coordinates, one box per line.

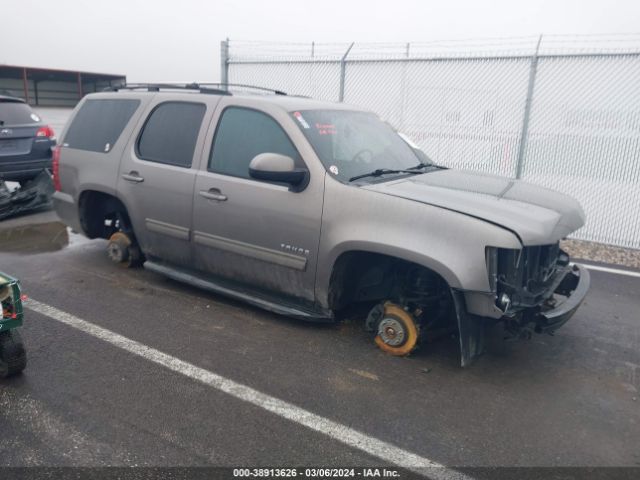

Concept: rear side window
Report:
left=137, top=102, right=206, bottom=168
left=64, top=99, right=140, bottom=153
left=0, top=101, right=40, bottom=125
left=209, top=107, right=301, bottom=179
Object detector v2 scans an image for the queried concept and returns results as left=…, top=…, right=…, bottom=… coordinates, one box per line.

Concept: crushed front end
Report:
left=487, top=243, right=590, bottom=339
left=454, top=243, right=590, bottom=366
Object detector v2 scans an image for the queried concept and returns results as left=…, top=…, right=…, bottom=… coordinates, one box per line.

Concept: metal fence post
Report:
left=339, top=42, right=355, bottom=102
left=398, top=43, right=410, bottom=129
left=515, top=35, right=542, bottom=179
left=220, top=38, right=230, bottom=90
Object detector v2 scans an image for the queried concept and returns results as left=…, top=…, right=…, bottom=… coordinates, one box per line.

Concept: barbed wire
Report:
left=227, top=33, right=640, bottom=62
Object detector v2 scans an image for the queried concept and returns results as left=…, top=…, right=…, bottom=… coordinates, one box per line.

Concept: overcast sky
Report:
left=2, top=0, right=639, bottom=81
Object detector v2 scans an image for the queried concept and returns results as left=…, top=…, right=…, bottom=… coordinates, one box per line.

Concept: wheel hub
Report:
left=378, top=317, right=406, bottom=347
left=107, top=241, right=128, bottom=263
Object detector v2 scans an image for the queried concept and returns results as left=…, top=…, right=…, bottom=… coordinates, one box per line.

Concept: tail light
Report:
left=36, top=125, right=55, bottom=139
left=52, top=145, right=61, bottom=191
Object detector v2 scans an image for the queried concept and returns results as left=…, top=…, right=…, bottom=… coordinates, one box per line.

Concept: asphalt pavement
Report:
left=0, top=213, right=639, bottom=477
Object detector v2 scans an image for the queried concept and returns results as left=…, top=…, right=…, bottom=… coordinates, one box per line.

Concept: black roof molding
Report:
left=104, top=82, right=287, bottom=96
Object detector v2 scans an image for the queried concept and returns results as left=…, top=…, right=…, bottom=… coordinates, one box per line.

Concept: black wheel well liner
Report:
left=78, top=190, right=132, bottom=240
left=327, top=250, right=451, bottom=311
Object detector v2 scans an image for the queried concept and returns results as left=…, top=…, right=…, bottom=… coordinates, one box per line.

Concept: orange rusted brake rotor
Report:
left=374, top=302, right=419, bottom=356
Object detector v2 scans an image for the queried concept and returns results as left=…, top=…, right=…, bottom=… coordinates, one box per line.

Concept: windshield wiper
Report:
left=348, top=168, right=418, bottom=182
left=407, top=162, right=446, bottom=171
left=348, top=163, right=446, bottom=182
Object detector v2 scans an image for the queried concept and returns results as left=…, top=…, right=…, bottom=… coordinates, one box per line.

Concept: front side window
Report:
left=64, top=99, right=140, bottom=153
left=291, top=110, right=429, bottom=182
left=209, top=107, right=301, bottom=179
left=137, top=102, right=206, bottom=167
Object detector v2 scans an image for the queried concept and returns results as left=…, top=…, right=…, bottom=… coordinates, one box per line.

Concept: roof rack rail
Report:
left=199, top=83, right=288, bottom=96
left=104, top=83, right=230, bottom=95
left=103, top=82, right=287, bottom=96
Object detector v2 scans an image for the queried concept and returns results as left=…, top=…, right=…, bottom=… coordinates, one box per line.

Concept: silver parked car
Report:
left=53, top=84, right=590, bottom=366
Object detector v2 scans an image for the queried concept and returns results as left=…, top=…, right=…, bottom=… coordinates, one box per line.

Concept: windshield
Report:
left=291, top=109, right=429, bottom=182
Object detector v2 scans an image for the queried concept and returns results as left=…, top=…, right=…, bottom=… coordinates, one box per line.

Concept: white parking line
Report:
left=25, top=298, right=470, bottom=480
left=579, top=263, right=640, bottom=278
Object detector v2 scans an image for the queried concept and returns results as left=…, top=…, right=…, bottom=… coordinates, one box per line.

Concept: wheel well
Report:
left=328, top=251, right=452, bottom=312
left=78, top=190, right=132, bottom=240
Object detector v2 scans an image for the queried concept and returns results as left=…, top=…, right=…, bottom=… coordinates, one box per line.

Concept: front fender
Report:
left=315, top=178, right=522, bottom=309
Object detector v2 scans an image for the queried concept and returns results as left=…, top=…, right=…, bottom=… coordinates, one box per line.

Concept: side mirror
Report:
left=249, top=153, right=309, bottom=191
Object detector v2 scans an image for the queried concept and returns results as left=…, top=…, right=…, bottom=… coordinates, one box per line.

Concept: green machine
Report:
left=0, top=272, right=27, bottom=378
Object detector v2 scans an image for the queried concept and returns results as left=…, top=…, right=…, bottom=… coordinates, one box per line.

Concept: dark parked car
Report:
left=0, top=95, right=56, bottom=184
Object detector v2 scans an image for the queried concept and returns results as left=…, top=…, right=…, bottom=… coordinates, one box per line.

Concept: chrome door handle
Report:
left=199, top=188, right=227, bottom=201
left=122, top=171, right=144, bottom=183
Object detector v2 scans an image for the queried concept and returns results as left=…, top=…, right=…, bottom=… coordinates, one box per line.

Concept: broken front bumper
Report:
left=534, top=264, right=590, bottom=334
left=453, top=263, right=590, bottom=367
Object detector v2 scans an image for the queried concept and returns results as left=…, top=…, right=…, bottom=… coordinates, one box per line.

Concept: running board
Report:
left=144, top=261, right=333, bottom=322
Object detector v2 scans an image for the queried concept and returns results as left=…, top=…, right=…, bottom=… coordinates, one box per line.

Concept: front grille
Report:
left=497, top=243, right=569, bottom=309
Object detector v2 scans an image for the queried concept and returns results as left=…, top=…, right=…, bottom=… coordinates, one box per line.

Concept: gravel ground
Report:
left=562, top=238, right=640, bottom=269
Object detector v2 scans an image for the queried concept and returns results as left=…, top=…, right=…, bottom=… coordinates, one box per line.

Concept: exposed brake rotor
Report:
left=373, top=302, right=420, bottom=356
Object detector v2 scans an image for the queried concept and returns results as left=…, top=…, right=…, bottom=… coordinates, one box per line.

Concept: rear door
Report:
left=117, top=95, right=219, bottom=268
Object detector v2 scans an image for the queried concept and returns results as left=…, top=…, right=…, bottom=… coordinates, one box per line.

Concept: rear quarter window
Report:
left=63, top=99, right=140, bottom=153
left=0, top=101, right=40, bottom=125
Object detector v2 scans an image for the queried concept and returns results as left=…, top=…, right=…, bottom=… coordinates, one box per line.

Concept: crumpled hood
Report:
left=362, top=169, right=585, bottom=246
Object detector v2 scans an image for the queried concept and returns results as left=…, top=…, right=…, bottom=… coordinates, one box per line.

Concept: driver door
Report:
left=192, top=103, right=324, bottom=302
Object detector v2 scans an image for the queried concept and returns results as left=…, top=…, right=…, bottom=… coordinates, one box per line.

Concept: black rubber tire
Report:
left=0, top=330, right=27, bottom=378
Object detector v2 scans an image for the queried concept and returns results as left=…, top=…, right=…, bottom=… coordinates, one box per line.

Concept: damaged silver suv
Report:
left=53, top=84, right=590, bottom=366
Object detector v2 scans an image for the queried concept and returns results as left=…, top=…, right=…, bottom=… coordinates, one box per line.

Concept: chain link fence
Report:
left=223, top=35, right=640, bottom=249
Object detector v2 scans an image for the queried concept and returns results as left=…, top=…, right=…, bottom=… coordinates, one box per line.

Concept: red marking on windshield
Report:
left=316, top=122, right=337, bottom=135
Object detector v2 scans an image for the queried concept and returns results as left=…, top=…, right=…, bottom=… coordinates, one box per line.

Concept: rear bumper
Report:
left=534, top=264, right=590, bottom=333
left=52, top=191, right=82, bottom=233
left=0, top=157, right=52, bottom=181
